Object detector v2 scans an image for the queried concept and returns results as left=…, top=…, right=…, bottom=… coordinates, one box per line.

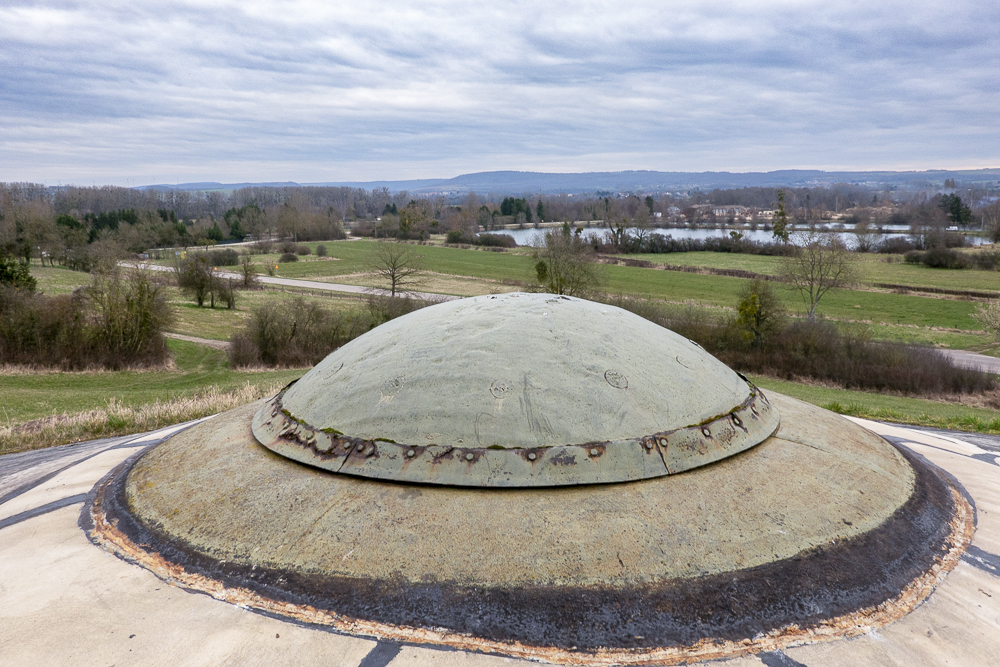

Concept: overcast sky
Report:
left=2, top=0, right=998, bottom=186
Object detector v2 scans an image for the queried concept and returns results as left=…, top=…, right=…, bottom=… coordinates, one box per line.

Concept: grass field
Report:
left=619, top=247, right=1000, bottom=293
left=5, top=242, right=998, bottom=452
left=191, top=241, right=988, bottom=330
left=0, top=339, right=303, bottom=423
left=0, top=339, right=304, bottom=454
left=753, top=376, right=1000, bottom=433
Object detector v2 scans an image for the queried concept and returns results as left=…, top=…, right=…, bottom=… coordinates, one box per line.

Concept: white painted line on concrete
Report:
left=122, top=415, right=217, bottom=445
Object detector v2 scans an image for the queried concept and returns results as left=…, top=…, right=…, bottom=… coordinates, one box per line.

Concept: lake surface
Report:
left=490, top=226, right=989, bottom=249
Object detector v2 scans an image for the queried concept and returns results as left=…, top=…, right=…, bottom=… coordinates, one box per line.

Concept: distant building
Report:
left=712, top=205, right=751, bottom=218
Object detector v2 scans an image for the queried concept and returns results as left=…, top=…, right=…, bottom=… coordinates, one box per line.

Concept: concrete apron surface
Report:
left=0, top=417, right=998, bottom=667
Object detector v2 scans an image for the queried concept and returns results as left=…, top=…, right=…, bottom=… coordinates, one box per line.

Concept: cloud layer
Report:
left=2, top=0, right=998, bottom=184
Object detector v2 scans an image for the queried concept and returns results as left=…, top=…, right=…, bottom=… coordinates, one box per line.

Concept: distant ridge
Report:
left=136, top=168, right=1000, bottom=195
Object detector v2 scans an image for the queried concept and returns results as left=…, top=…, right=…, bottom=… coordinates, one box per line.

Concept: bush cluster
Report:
left=201, top=248, right=240, bottom=266
left=875, top=237, right=918, bottom=254
left=229, top=294, right=434, bottom=368
left=904, top=248, right=1000, bottom=271
left=278, top=252, right=299, bottom=263
left=0, top=268, right=170, bottom=369
left=176, top=256, right=238, bottom=308
left=602, top=293, right=994, bottom=396
left=598, top=234, right=797, bottom=257
left=445, top=230, right=517, bottom=248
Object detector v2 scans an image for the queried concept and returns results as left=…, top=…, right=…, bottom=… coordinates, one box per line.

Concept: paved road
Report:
left=938, top=348, right=1000, bottom=374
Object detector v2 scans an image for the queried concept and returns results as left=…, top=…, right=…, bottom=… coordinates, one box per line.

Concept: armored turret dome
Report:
left=253, top=293, right=778, bottom=486
left=88, top=292, right=972, bottom=666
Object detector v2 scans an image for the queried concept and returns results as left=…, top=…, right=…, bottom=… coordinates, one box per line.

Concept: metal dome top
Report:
left=90, top=292, right=973, bottom=664
left=251, top=292, right=779, bottom=486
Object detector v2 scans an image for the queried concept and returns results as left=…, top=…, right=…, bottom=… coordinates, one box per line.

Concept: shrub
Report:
left=176, top=256, right=239, bottom=308
left=476, top=233, right=517, bottom=248
left=229, top=299, right=366, bottom=367
left=203, top=248, right=240, bottom=266
left=229, top=295, right=436, bottom=368
left=249, top=240, right=273, bottom=255
left=239, top=254, right=260, bottom=289
left=924, top=247, right=968, bottom=268
left=446, top=230, right=473, bottom=244
left=734, top=279, right=786, bottom=348
left=971, top=251, right=1000, bottom=271
left=0, top=267, right=170, bottom=369
left=904, top=248, right=969, bottom=269
left=626, top=234, right=797, bottom=257
left=87, top=266, right=173, bottom=363
left=365, top=293, right=435, bottom=326
left=600, top=293, right=994, bottom=396
left=0, top=256, right=37, bottom=292
left=724, top=320, right=993, bottom=395
left=278, top=252, right=299, bottom=263
left=447, top=231, right=517, bottom=248
left=316, top=244, right=328, bottom=257
left=280, top=242, right=296, bottom=254
left=296, top=245, right=311, bottom=256
left=877, top=237, right=917, bottom=254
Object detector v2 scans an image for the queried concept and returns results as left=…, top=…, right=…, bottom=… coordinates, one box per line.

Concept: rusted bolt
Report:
left=658, top=438, right=667, bottom=447
left=465, top=452, right=475, bottom=461
left=701, top=427, right=711, bottom=437
left=406, top=449, right=416, bottom=458
left=590, top=448, right=599, bottom=456
left=527, top=452, right=537, bottom=461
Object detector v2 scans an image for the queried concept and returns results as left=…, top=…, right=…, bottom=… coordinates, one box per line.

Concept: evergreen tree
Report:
left=772, top=190, right=790, bottom=243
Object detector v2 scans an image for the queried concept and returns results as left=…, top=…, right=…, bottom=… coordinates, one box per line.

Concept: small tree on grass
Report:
left=371, top=241, right=423, bottom=297
left=88, top=265, right=172, bottom=365
left=534, top=226, right=604, bottom=297
left=176, top=256, right=237, bottom=309
left=239, top=253, right=260, bottom=289
left=735, top=279, right=786, bottom=348
left=781, top=234, right=856, bottom=320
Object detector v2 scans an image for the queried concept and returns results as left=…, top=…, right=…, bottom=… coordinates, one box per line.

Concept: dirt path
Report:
left=164, top=332, right=231, bottom=350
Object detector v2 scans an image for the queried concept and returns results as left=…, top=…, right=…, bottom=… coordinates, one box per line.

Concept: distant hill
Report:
left=136, top=168, right=1000, bottom=196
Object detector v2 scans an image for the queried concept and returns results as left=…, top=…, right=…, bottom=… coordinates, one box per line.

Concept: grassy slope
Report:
left=754, top=376, right=1000, bottom=433
left=1, top=339, right=303, bottom=424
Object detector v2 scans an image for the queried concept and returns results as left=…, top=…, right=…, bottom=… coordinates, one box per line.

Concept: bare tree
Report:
left=852, top=220, right=879, bottom=253
left=371, top=241, right=423, bottom=297
left=533, top=226, right=604, bottom=297
left=982, top=200, right=1000, bottom=243
left=781, top=234, right=856, bottom=320
left=973, top=300, right=1000, bottom=340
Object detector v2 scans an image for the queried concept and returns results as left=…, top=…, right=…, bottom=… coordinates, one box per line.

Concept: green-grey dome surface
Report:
left=252, top=292, right=779, bottom=486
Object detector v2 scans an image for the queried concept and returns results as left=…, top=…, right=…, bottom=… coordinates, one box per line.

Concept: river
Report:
left=489, top=225, right=989, bottom=249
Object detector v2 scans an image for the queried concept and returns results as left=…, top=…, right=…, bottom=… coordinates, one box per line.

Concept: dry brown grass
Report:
left=0, top=379, right=286, bottom=455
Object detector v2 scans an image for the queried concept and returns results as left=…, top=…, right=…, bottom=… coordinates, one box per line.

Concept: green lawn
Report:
left=185, top=241, right=989, bottom=332
left=0, top=339, right=303, bottom=424
left=754, top=376, right=1000, bottom=434
left=619, top=249, right=1000, bottom=294
left=30, top=264, right=92, bottom=295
